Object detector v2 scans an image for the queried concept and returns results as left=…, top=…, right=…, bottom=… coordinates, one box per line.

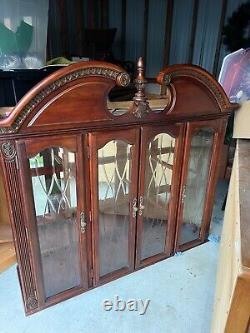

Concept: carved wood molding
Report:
left=130, top=100, right=151, bottom=118
left=157, top=66, right=232, bottom=111
left=1, top=141, right=38, bottom=311
left=0, top=67, right=130, bottom=134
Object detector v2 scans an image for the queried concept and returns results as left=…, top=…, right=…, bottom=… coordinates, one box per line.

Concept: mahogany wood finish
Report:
left=0, top=59, right=237, bottom=315
left=89, top=128, right=140, bottom=285
left=135, top=124, right=185, bottom=268
left=175, top=119, right=227, bottom=252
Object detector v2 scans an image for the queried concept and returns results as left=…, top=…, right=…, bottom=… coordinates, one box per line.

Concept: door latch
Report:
left=182, top=185, right=187, bottom=203
left=139, top=196, right=145, bottom=216
left=80, top=211, right=87, bottom=233
left=132, top=198, right=138, bottom=218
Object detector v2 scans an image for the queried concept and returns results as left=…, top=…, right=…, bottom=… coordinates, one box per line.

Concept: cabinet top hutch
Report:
left=0, top=59, right=238, bottom=315
left=0, top=58, right=237, bottom=138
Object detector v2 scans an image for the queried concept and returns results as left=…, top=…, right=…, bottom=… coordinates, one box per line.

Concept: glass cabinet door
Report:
left=176, top=121, right=221, bottom=250
left=135, top=125, right=184, bottom=267
left=17, top=135, right=88, bottom=303
left=89, top=129, right=139, bottom=283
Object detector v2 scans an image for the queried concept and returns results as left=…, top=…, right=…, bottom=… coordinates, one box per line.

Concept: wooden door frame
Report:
left=175, top=118, right=227, bottom=252
left=16, top=142, right=45, bottom=309
left=135, top=124, right=185, bottom=269
left=16, top=133, right=89, bottom=308
left=89, top=128, right=140, bottom=286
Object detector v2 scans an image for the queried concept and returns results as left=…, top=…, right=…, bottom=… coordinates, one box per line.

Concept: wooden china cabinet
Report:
left=0, top=58, right=237, bottom=314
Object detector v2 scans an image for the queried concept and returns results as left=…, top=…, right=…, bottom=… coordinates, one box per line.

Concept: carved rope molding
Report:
left=1, top=141, right=38, bottom=311
left=162, top=70, right=229, bottom=110
left=0, top=67, right=130, bottom=134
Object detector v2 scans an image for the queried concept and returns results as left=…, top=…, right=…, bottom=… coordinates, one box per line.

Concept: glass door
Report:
left=17, top=135, right=88, bottom=305
left=135, top=125, right=185, bottom=268
left=89, top=129, right=139, bottom=284
left=176, top=120, right=222, bottom=251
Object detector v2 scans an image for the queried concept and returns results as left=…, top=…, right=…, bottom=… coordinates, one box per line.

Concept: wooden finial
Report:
left=129, top=57, right=151, bottom=118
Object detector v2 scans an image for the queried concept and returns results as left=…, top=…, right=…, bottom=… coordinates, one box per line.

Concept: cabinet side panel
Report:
left=0, top=141, right=38, bottom=314
left=0, top=164, right=10, bottom=226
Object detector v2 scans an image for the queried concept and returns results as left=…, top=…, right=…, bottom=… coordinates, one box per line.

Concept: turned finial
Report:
left=134, top=57, right=147, bottom=101
left=129, top=57, right=151, bottom=118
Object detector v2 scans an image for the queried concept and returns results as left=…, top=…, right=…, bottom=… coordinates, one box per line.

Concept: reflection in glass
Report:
left=98, top=140, right=132, bottom=277
left=179, top=129, right=214, bottom=245
left=141, top=133, right=175, bottom=260
left=29, top=147, right=80, bottom=298
left=107, top=82, right=169, bottom=116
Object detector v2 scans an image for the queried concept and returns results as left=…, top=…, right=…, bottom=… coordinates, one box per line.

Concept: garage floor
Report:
left=0, top=181, right=227, bottom=333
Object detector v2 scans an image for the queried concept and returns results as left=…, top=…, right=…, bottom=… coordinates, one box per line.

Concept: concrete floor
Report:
left=0, top=181, right=227, bottom=333
left=0, top=242, right=219, bottom=333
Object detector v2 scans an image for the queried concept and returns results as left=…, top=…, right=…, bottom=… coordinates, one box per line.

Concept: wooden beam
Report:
left=188, top=0, right=199, bottom=64
left=121, top=0, right=127, bottom=60
left=213, top=0, right=228, bottom=77
left=211, top=140, right=250, bottom=332
left=143, top=0, right=149, bottom=68
left=163, top=0, right=174, bottom=66
left=238, top=140, right=250, bottom=269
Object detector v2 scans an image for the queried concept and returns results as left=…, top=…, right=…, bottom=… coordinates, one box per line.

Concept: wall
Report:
left=47, top=0, right=249, bottom=78
left=109, top=0, right=249, bottom=77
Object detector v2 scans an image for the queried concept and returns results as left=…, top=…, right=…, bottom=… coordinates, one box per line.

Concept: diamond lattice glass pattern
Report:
left=141, top=133, right=175, bottom=260
left=98, top=140, right=132, bottom=277
left=179, top=128, right=214, bottom=245
left=29, top=147, right=80, bottom=298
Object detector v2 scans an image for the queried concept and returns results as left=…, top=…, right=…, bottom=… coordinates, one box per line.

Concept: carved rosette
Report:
left=0, top=67, right=130, bottom=134
left=131, top=100, right=150, bottom=119
left=162, top=74, right=171, bottom=85
left=1, top=141, right=17, bottom=161
left=26, top=295, right=38, bottom=310
left=116, top=72, right=130, bottom=87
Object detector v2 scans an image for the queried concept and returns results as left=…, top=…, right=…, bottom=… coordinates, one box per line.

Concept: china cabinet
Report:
left=0, top=58, right=237, bottom=314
